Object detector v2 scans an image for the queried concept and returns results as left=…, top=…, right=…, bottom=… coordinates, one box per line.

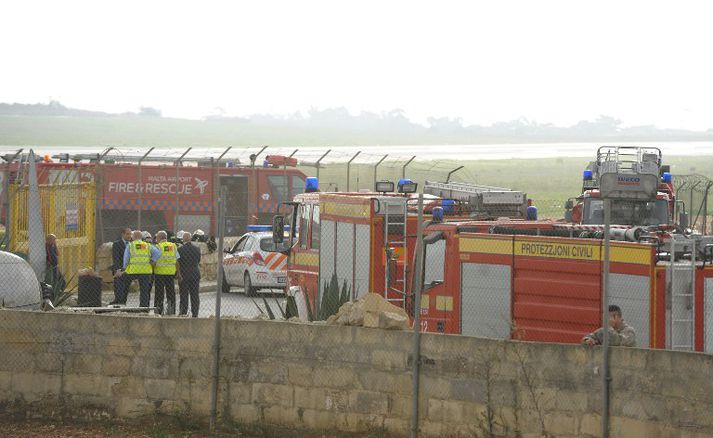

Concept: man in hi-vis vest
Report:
left=153, top=231, right=180, bottom=315
left=117, top=230, right=161, bottom=308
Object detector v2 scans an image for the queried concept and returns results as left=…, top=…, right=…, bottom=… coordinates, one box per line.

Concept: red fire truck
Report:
left=277, top=154, right=713, bottom=353
left=276, top=178, right=527, bottom=320
left=0, top=153, right=307, bottom=243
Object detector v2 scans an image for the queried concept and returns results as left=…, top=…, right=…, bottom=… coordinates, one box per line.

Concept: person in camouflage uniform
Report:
left=582, top=304, right=636, bottom=347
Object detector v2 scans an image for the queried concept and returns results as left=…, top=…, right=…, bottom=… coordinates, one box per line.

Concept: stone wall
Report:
left=1, top=310, right=713, bottom=437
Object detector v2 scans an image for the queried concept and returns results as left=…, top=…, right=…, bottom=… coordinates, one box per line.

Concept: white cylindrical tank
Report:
left=0, top=251, right=41, bottom=309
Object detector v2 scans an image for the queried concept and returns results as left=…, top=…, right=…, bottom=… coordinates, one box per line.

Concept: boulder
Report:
left=328, top=293, right=410, bottom=330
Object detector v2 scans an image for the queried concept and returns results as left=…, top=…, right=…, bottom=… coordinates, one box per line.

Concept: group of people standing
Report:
left=109, top=227, right=202, bottom=317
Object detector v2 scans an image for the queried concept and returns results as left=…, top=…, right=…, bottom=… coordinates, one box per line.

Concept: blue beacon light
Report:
left=305, top=177, right=319, bottom=192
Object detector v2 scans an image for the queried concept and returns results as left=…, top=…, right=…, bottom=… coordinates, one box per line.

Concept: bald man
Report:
left=177, top=231, right=201, bottom=317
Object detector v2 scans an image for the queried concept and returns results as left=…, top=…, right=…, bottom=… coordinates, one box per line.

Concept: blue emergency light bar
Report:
left=247, top=224, right=290, bottom=233
left=397, top=178, right=418, bottom=193
left=662, top=172, right=672, bottom=183
left=305, top=177, right=319, bottom=192
left=247, top=225, right=272, bottom=232
left=441, top=199, right=455, bottom=212
left=583, top=170, right=593, bottom=180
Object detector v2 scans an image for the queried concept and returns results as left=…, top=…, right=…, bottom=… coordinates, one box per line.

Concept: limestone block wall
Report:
left=1, top=310, right=713, bottom=437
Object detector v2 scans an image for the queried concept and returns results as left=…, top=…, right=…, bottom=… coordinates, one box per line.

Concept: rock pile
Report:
left=326, top=293, right=411, bottom=330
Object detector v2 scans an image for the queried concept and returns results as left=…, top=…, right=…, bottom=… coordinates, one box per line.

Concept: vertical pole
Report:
left=691, top=237, right=696, bottom=349
left=601, top=198, right=611, bottom=438
left=174, top=147, right=192, bottom=233
left=690, top=182, right=700, bottom=230
left=96, top=147, right=114, bottom=245
left=402, top=156, right=416, bottom=180
left=410, top=194, right=424, bottom=438
left=373, top=154, right=388, bottom=191
left=213, top=147, right=232, bottom=236
left=210, top=185, right=226, bottom=431
left=315, top=149, right=331, bottom=184
left=137, top=147, right=155, bottom=231
left=704, top=183, right=712, bottom=235
left=446, top=165, right=465, bottom=183
left=346, top=151, right=361, bottom=192
left=2, top=149, right=22, bottom=248
left=251, top=146, right=268, bottom=226
left=668, top=239, right=676, bottom=349
left=284, top=149, right=298, bottom=205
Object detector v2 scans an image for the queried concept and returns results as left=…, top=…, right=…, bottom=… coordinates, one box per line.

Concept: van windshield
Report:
left=583, top=198, right=668, bottom=226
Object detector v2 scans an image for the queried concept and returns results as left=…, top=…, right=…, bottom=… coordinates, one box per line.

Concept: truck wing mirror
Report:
left=272, top=215, right=285, bottom=244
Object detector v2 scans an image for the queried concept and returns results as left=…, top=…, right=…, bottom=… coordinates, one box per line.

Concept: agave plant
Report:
left=44, top=269, right=76, bottom=307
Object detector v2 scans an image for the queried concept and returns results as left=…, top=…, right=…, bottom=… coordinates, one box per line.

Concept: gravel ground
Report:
left=0, top=416, right=251, bottom=437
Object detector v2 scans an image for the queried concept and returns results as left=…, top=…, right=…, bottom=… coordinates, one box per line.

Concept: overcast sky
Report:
left=2, top=1, right=712, bottom=130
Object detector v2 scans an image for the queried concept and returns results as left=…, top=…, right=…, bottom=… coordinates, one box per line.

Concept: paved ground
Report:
left=99, top=281, right=288, bottom=319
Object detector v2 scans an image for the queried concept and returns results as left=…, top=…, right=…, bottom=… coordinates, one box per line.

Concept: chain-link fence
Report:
left=3, top=149, right=713, bottom=436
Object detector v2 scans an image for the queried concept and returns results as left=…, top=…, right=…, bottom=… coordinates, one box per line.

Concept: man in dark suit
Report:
left=109, top=227, right=132, bottom=305
left=177, top=231, right=201, bottom=317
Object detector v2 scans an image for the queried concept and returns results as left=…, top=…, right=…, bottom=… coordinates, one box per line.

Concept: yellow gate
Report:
left=9, top=182, right=96, bottom=290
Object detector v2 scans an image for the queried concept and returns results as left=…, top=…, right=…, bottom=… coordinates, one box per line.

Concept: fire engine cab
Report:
left=564, top=146, right=678, bottom=228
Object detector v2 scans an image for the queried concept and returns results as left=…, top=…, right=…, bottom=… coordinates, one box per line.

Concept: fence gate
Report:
left=9, top=182, right=96, bottom=290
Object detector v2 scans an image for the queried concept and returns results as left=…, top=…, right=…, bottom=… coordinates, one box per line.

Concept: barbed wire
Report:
left=675, top=174, right=713, bottom=193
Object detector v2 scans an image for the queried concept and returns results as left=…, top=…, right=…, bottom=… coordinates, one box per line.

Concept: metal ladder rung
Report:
left=673, top=319, right=694, bottom=323
left=388, top=241, right=405, bottom=245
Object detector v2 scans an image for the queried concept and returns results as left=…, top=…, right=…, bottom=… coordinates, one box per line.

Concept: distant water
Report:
left=1, top=141, right=711, bottom=163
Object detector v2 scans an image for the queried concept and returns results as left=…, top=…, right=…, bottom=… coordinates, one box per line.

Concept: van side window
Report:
left=311, top=205, right=320, bottom=249
left=423, top=239, right=446, bottom=289
left=292, top=175, right=306, bottom=197
left=267, top=175, right=288, bottom=204
left=299, top=205, right=311, bottom=249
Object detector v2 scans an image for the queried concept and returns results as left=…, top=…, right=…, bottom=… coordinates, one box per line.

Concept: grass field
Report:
left=300, top=155, right=713, bottom=218
left=1, top=112, right=710, bottom=218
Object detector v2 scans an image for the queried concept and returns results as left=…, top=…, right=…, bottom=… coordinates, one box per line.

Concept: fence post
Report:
left=284, top=149, right=298, bottom=205
left=402, top=156, right=416, bottom=180
left=210, top=185, right=226, bottom=431
left=95, top=147, right=114, bottom=246
left=446, top=165, right=464, bottom=183
left=315, top=149, right=331, bottom=183
left=250, top=146, right=269, bottom=226
left=705, top=182, right=713, bottom=235
left=212, top=147, right=232, bottom=236
left=137, top=147, right=155, bottom=231
left=410, top=194, right=424, bottom=438
left=601, top=198, right=611, bottom=438
left=373, top=154, right=388, bottom=191
left=1, top=148, right=23, bottom=248
left=346, top=151, right=361, bottom=192
left=174, top=147, right=192, bottom=233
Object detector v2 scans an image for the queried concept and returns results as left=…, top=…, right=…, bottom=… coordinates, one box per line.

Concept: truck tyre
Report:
left=244, top=272, right=257, bottom=296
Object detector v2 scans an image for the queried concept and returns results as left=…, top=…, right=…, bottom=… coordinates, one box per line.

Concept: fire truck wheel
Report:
left=244, top=272, right=257, bottom=296
left=222, top=273, right=231, bottom=294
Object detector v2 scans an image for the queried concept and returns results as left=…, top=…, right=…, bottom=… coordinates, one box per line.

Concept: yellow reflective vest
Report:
left=154, top=241, right=177, bottom=275
left=125, top=242, right=152, bottom=275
